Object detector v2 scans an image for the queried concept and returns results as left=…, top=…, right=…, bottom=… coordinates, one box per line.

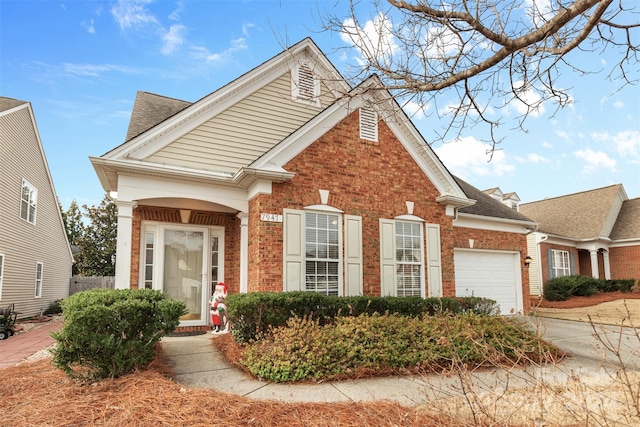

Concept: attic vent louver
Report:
left=359, top=107, right=378, bottom=141
left=292, top=59, right=320, bottom=107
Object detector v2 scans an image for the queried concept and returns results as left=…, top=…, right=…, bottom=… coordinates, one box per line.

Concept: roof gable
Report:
left=124, top=92, right=191, bottom=142
left=610, top=198, right=640, bottom=240
left=520, top=184, right=625, bottom=240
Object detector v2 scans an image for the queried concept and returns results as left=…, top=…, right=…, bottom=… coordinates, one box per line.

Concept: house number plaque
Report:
left=260, top=213, right=283, bottom=223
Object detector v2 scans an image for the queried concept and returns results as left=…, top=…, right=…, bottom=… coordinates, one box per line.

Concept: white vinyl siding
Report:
left=20, top=179, right=37, bottom=224
left=146, top=74, right=327, bottom=173
left=0, top=254, right=4, bottom=298
left=34, top=262, right=43, bottom=298
left=1, top=102, right=73, bottom=318
left=379, top=219, right=427, bottom=297
left=359, top=108, right=378, bottom=141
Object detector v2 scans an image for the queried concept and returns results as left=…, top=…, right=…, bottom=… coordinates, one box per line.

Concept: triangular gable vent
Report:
left=359, top=107, right=378, bottom=142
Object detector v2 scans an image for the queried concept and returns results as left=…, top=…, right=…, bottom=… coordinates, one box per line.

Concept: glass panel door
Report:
left=163, top=229, right=204, bottom=321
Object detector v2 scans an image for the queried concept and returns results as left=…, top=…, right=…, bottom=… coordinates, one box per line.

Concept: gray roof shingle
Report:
left=520, top=184, right=623, bottom=239
left=124, top=91, right=192, bottom=142
left=455, top=176, right=534, bottom=222
left=0, top=97, right=28, bottom=113
left=610, top=198, right=640, bottom=240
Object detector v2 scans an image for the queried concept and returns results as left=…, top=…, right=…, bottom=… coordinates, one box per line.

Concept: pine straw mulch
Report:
left=534, top=290, right=640, bottom=309
left=2, top=350, right=460, bottom=427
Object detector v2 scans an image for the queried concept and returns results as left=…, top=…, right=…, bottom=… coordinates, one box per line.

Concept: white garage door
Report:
left=454, top=249, right=523, bottom=315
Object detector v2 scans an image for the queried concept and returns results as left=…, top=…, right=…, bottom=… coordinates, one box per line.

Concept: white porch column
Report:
left=589, top=249, right=599, bottom=279
left=603, top=250, right=611, bottom=280
left=114, top=201, right=136, bottom=289
left=238, top=212, right=249, bottom=293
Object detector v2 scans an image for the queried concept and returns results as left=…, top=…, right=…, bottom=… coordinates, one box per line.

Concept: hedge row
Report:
left=226, top=291, right=498, bottom=343
left=543, top=276, right=638, bottom=302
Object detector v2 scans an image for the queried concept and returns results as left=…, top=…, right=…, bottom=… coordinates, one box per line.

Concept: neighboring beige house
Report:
left=520, top=184, right=640, bottom=296
left=0, top=97, right=73, bottom=318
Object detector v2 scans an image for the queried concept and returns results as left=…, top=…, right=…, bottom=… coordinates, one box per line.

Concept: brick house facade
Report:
left=92, top=38, right=537, bottom=327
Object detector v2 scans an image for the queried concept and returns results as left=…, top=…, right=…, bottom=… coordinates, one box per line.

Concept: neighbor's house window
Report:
left=380, top=219, right=425, bottom=297
left=21, top=179, right=38, bottom=224
left=283, top=208, right=363, bottom=297
left=35, top=262, right=43, bottom=298
left=550, top=249, right=571, bottom=278
left=0, top=253, right=4, bottom=298
left=291, top=59, right=320, bottom=107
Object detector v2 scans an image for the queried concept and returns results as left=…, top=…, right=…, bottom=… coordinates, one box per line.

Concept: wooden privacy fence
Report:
left=69, top=276, right=115, bottom=295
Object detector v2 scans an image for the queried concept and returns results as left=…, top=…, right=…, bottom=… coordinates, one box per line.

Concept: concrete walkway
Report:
left=161, top=316, right=639, bottom=405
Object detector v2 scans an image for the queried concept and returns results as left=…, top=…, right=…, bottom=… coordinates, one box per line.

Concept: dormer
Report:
left=483, top=188, right=521, bottom=211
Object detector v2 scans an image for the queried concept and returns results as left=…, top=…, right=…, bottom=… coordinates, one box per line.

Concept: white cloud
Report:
left=425, top=25, right=462, bottom=59
left=161, top=24, right=185, bottom=55
left=554, top=130, right=570, bottom=140
left=509, top=80, right=545, bottom=117
left=111, top=0, right=158, bottom=31
left=341, top=12, right=398, bottom=62
left=524, top=0, right=555, bottom=26
left=516, top=153, right=550, bottom=163
left=62, top=63, right=140, bottom=77
left=613, top=100, right=624, bottom=109
left=168, top=1, right=184, bottom=21
left=81, top=19, right=96, bottom=34
left=573, top=148, right=617, bottom=174
left=401, top=100, right=430, bottom=119
left=242, top=22, right=255, bottom=37
left=189, top=38, right=248, bottom=63
left=592, top=130, right=640, bottom=163
left=434, top=136, right=515, bottom=179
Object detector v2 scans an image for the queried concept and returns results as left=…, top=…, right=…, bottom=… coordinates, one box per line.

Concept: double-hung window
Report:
left=305, top=212, right=340, bottom=295
left=283, top=208, right=363, bottom=296
left=380, top=218, right=431, bottom=297
left=551, top=249, right=571, bottom=278
left=35, top=262, right=43, bottom=298
left=21, top=179, right=37, bottom=224
left=394, top=221, right=423, bottom=296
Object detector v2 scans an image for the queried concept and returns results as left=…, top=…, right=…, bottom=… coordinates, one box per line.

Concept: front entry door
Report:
left=163, top=228, right=205, bottom=324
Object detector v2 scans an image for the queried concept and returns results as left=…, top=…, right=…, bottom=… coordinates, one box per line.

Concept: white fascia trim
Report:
left=609, top=239, right=640, bottom=248
left=454, top=212, right=538, bottom=234
left=91, top=157, right=235, bottom=185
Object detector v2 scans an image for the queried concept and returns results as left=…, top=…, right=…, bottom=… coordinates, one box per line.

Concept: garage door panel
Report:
left=454, top=250, right=523, bottom=315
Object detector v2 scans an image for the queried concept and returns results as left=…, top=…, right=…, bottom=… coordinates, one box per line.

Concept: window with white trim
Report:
left=291, top=60, right=320, bottom=106
left=380, top=219, right=426, bottom=297
left=395, top=221, right=423, bottom=296
left=551, top=250, right=571, bottom=278
left=35, top=262, right=43, bottom=298
left=0, top=254, right=4, bottom=298
left=359, top=107, right=378, bottom=141
left=283, top=208, right=363, bottom=296
left=21, top=179, right=38, bottom=224
left=305, top=212, right=340, bottom=295
left=143, top=232, right=155, bottom=289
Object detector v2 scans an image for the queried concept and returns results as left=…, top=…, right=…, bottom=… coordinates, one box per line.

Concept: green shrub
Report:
left=226, top=292, right=498, bottom=343
left=544, top=275, right=602, bottom=301
left=240, top=313, right=554, bottom=382
left=51, top=288, right=186, bottom=380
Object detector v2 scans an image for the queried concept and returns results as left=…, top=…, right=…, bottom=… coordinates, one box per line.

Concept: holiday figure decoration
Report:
left=210, top=282, right=228, bottom=334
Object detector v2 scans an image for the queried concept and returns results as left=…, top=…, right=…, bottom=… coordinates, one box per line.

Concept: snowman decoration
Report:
left=210, top=282, right=228, bottom=334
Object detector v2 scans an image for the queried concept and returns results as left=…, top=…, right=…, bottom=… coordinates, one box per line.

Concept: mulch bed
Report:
left=2, top=353, right=451, bottom=427
left=533, top=291, right=640, bottom=309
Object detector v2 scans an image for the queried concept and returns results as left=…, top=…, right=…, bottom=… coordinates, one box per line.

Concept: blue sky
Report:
left=2, top=0, right=639, bottom=211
